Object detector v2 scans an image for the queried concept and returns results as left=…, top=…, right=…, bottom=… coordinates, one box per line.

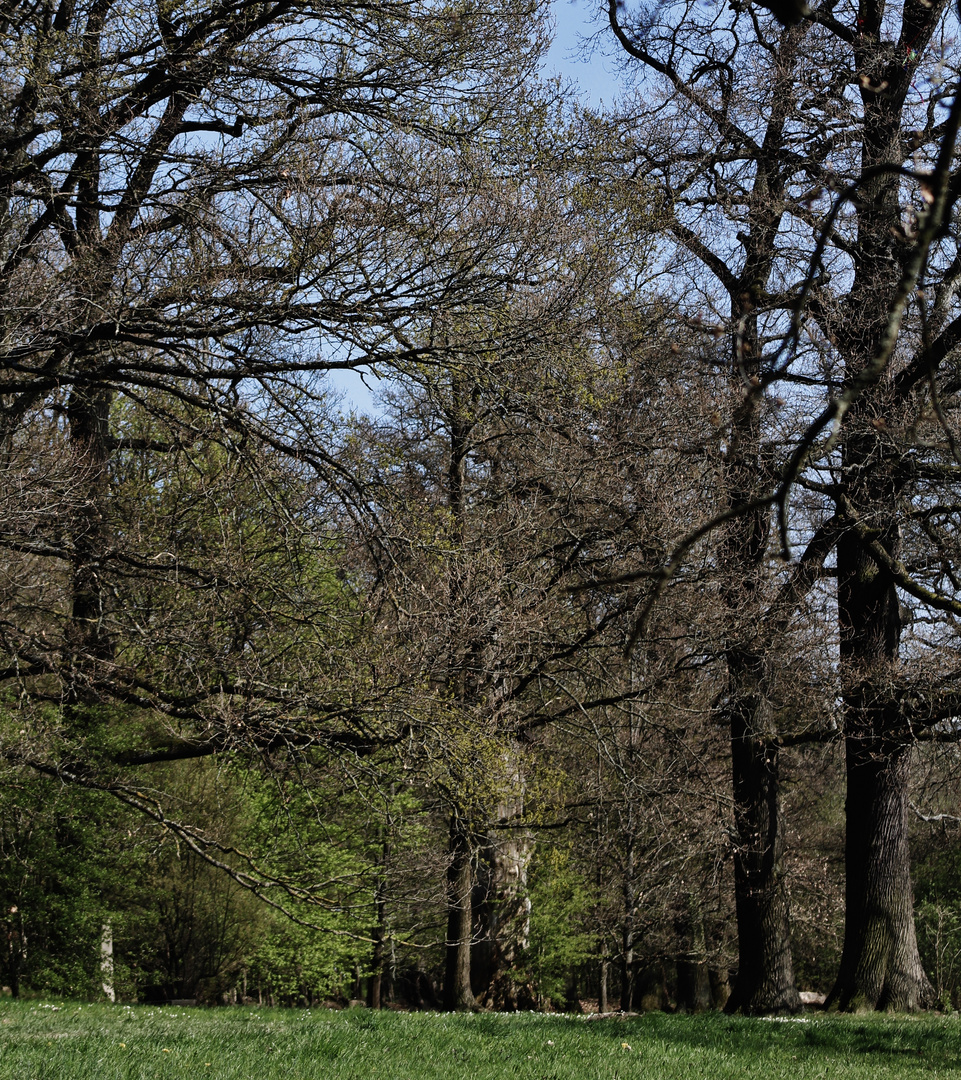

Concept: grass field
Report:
left=2, top=1000, right=961, bottom=1079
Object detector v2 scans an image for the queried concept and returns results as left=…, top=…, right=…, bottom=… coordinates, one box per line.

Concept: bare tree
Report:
left=0, top=0, right=601, bottom=969
left=0, top=0, right=553, bottom=747
left=339, top=207, right=710, bottom=1006
left=605, top=0, right=961, bottom=1011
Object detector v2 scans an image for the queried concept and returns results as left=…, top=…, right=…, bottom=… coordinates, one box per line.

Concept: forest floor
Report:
left=1, top=999, right=960, bottom=1078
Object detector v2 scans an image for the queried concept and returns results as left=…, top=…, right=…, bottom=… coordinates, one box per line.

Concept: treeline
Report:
left=2, top=0, right=961, bottom=1015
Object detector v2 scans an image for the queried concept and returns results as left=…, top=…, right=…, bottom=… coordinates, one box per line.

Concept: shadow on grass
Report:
left=534, top=1010, right=961, bottom=1071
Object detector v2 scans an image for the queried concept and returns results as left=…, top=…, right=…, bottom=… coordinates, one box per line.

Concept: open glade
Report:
left=2, top=1001, right=961, bottom=1080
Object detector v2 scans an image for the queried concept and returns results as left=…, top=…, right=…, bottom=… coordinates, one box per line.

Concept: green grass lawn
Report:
left=2, top=1000, right=961, bottom=1079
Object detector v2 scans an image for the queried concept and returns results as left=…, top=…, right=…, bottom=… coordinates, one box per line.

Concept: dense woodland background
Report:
left=3, top=0, right=961, bottom=1015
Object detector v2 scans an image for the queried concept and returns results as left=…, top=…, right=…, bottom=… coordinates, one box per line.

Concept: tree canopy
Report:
left=3, top=0, right=961, bottom=1016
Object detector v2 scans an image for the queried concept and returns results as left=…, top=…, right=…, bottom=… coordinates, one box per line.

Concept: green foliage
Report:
left=235, top=767, right=379, bottom=1004
left=245, top=909, right=369, bottom=1006
left=0, top=762, right=145, bottom=999
left=915, top=845, right=961, bottom=1009
left=0, top=743, right=395, bottom=1006
left=527, top=845, right=599, bottom=1004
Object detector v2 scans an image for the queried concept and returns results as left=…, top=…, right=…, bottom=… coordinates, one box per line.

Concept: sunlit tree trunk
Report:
left=473, top=786, right=534, bottom=1010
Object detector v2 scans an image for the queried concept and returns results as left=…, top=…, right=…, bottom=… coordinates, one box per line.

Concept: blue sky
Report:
left=329, top=1, right=625, bottom=415
left=545, top=0, right=624, bottom=106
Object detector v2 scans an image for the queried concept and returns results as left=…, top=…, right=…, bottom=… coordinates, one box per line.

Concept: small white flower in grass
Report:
left=547, top=1040, right=554, bottom=1046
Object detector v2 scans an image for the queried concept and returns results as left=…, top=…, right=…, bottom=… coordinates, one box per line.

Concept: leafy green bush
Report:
left=0, top=765, right=142, bottom=999
left=527, top=845, right=599, bottom=1006
left=915, top=845, right=961, bottom=1009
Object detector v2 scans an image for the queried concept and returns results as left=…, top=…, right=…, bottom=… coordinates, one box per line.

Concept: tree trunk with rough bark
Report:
left=720, top=288, right=800, bottom=1016
left=827, top=733, right=933, bottom=1011
left=823, top=0, right=950, bottom=1012
left=472, top=749, right=535, bottom=1011
left=473, top=823, right=535, bottom=1010
left=443, top=819, right=476, bottom=1012
left=724, top=662, right=800, bottom=1014
left=828, top=518, right=934, bottom=1011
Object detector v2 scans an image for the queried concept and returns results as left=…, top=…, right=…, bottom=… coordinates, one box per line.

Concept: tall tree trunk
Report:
left=473, top=749, right=535, bottom=1010
left=443, top=818, right=475, bottom=1011
left=724, top=656, right=799, bottom=1014
left=828, top=519, right=934, bottom=1010
left=473, top=825, right=534, bottom=1008
left=824, top=0, right=949, bottom=1011
left=721, top=290, right=799, bottom=1015
left=827, top=733, right=932, bottom=1011
left=716, top=43, right=802, bottom=994
left=619, top=835, right=635, bottom=1012
left=65, top=382, right=114, bottom=713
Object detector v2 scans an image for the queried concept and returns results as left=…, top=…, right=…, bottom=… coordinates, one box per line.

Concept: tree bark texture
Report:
left=443, top=819, right=476, bottom=1011
left=829, top=514, right=933, bottom=1010
left=824, top=0, right=950, bottom=1010
left=724, top=675, right=800, bottom=1014
left=473, top=823, right=535, bottom=1009
left=716, top=66, right=801, bottom=1000
left=827, top=734, right=933, bottom=1011
left=721, top=304, right=800, bottom=1014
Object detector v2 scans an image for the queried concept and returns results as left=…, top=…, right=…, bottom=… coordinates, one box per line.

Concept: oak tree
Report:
left=606, top=0, right=961, bottom=1011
